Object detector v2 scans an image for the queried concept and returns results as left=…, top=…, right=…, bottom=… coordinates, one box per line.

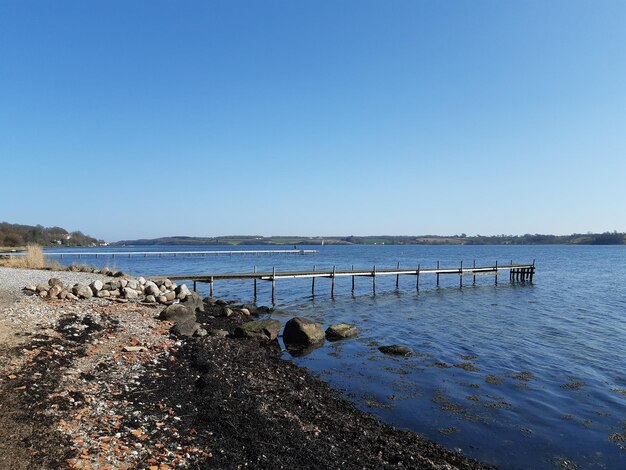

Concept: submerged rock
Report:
left=378, top=345, right=412, bottom=356
left=234, top=319, right=282, bottom=341
left=326, top=323, right=358, bottom=340
left=283, top=317, right=325, bottom=346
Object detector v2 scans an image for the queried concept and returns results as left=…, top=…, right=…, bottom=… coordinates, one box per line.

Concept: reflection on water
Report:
left=48, top=244, right=626, bottom=469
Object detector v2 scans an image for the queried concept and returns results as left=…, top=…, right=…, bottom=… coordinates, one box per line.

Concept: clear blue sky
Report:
left=1, top=1, right=625, bottom=241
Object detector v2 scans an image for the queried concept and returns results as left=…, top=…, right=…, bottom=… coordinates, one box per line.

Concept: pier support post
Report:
left=372, top=265, right=376, bottom=296
left=396, top=262, right=400, bottom=289
left=193, top=281, right=196, bottom=292
left=459, top=260, right=463, bottom=288
left=351, top=265, right=355, bottom=294
left=331, top=265, right=336, bottom=298
left=495, top=261, right=498, bottom=286
left=416, top=264, right=420, bottom=291
left=253, top=265, right=257, bottom=299
left=473, top=260, right=476, bottom=285
left=209, top=276, right=214, bottom=297
left=271, top=267, right=276, bottom=305
left=312, top=265, right=316, bottom=296
left=436, top=261, right=440, bottom=287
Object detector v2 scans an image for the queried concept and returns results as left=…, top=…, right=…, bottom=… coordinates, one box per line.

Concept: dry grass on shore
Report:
left=0, top=244, right=62, bottom=270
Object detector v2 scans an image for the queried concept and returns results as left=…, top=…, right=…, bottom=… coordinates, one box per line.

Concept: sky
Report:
left=1, top=1, right=625, bottom=242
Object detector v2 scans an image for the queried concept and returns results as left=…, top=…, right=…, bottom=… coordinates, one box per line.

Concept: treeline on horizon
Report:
left=0, top=222, right=102, bottom=247
left=115, top=232, right=626, bottom=246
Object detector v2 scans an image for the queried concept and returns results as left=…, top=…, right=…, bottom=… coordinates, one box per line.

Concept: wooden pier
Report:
left=32, top=249, right=318, bottom=259
left=159, top=260, right=535, bottom=304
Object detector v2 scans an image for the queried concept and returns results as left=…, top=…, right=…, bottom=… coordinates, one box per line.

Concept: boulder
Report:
left=164, top=291, right=176, bottom=302
left=39, top=290, right=49, bottom=298
left=122, top=287, right=139, bottom=300
left=159, top=303, right=195, bottom=322
left=97, top=290, right=111, bottom=298
left=137, top=276, right=146, bottom=285
left=109, top=289, right=121, bottom=298
left=144, top=283, right=160, bottom=297
left=170, top=319, right=201, bottom=338
left=378, top=345, right=412, bottom=356
left=283, top=317, right=325, bottom=346
left=164, top=279, right=173, bottom=289
left=107, top=281, right=121, bottom=291
left=66, top=292, right=78, bottom=301
left=119, top=279, right=128, bottom=288
left=180, top=291, right=205, bottom=312
left=157, top=295, right=168, bottom=304
left=49, top=285, right=62, bottom=298
left=239, top=308, right=251, bottom=316
left=326, top=323, right=358, bottom=340
left=234, top=319, right=282, bottom=341
left=48, top=278, right=64, bottom=288
left=144, top=295, right=156, bottom=304
left=36, top=284, right=49, bottom=293
left=126, top=279, right=139, bottom=290
left=175, top=284, right=191, bottom=299
left=90, top=280, right=104, bottom=294
left=23, top=285, right=37, bottom=295
left=72, top=283, right=93, bottom=299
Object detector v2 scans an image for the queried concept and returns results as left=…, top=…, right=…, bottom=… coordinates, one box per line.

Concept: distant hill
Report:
left=114, top=232, right=625, bottom=246
left=0, top=222, right=102, bottom=248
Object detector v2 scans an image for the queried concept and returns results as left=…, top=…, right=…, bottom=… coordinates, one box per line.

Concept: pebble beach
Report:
left=0, top=266, right=488, bottom=469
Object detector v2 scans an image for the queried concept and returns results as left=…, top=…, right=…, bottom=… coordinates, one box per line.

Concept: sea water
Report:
left=46, top=244, right=626, bottom=469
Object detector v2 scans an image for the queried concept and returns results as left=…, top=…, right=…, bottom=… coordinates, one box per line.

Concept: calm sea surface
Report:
left=46, top=244, right=626, bottom=469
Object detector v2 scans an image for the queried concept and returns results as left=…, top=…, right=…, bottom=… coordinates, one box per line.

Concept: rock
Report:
left=285, top=342, right=325, bottom=357
left=283, top=317, right=325, bottom=346
left=159, top=303, right=195, bottom=322
left=157, top=295, right=168, bottom=304
left=175, top=284, right=191, bottom=299
left=164, top=291, right=176, bottom=302
left=48, top=278, right=64, bottom=288
left=194, top=328, right=208, bottom=337
left=49, top=285, right=62, bottom=298
left=326, top=323, right=358, bottom=340
left=378, top=345, right=412, bottom=356
left=240, top=308, right=251, bottom=316
left=119, top=279, right=128, bottom=288
left=36, top=284, right=49, bottom=293
left=90, top=280, right=104, bottom=294
left=113, top=271, right=124, bottom=278
left=108, top=281, right=121, bottom=291
left=234, top=319, right=282, bottom=341
left=109, top=289, right=121, bottom=298
left=170, top=319, right=201, bottom=338
left=144, top=283, right=160, bottom=297
left=59, top=290, right=69, bottom=300
left=126, top=279, right=139, bottom=290
left=23, top=285, right=36, bottom=294
left=66, top=292, right=78, bottom=301
left=97, top=290, right=111, bottom=298
left=164, top=279, right=173, bottom=289
left=181, top=291, right=205, bottom=312
left=122, top=287, right=138, bottom=300
left=144, top=295, right=156, bottom=303
left=72, top=283, right=93, bottom=299
left=137, top=276, right=146, bottom=285
left=159, top=285, right=167, bottom=293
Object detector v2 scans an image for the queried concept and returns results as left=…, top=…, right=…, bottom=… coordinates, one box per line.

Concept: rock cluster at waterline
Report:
left=22, top=276, right=194, bottom=305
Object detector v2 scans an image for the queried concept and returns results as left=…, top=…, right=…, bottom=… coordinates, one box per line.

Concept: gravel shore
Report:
left=0, top=267, right=490, bottom=469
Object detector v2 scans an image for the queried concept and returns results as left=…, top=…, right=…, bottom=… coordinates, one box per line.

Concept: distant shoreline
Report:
left=112, top=232, right=625, bottom=247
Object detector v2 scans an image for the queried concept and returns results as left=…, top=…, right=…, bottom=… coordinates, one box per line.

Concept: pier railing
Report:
left=158, top=260, right=535, bottom=304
